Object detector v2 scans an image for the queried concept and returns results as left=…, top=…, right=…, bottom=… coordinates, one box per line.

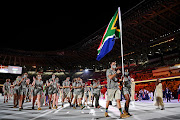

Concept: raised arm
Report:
left=107, top=69, right=121, bottom=80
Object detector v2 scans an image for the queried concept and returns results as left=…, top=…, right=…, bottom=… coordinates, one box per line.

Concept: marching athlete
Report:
left=122, top=69, right=132, bottom=116
left=105, top=62, right=129, bottom=118
left=90, top=83, right=94, bottom=107
left=83, top=83, right=90, bottom=106
left=12, top=76, right=21, bottom=107
left=52, top=77, right=60, bottom=109
left=62, top=77, right=71, bottom=107
left=47, top=74, right=56, bottom=109
left=92, top=79, right=101, bottom=108
left=18, top=73, right=29, bottom=111
left=32, top=74, right=43, bottom=110
left=72, top=77, right=84, bottom=109
left=3, top=79, right=11, bottom=103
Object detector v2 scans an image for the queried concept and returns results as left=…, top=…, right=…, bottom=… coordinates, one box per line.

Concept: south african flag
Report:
left=96, top=8, right=121, bottom=61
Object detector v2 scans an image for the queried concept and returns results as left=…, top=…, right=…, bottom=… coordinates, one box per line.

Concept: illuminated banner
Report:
left=0, top=65, right=22, bottom=74
left=0, top=65, right=8, bottom=73
left=8, top=66, right=22, bottom=74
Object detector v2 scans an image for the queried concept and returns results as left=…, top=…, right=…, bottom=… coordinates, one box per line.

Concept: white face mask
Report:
left=24, top=75, right=27, bottom=78
left=38, top=76, right=41, bottom=80
left=124, top=72, right=129, bottom=76
left=52, top=75, right=55, bottom=79
left=112, top=65, right=116, bottom=69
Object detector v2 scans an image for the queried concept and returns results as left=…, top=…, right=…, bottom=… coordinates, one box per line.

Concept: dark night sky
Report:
left=2, top=0, right=144, bottom=51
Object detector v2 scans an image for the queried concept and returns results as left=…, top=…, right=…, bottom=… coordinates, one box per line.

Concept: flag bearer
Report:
left=105, top=62, right=129, bottom=118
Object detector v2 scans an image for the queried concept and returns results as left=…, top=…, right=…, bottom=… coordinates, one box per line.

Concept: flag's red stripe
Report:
left=98, top=26, right=108, bottom=49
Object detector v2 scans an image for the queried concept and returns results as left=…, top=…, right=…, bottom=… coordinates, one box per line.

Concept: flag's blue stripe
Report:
left=96, top=36, right=115, bottom=61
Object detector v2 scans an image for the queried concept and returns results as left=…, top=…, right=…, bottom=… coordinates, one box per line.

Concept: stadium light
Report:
left=85, top=69, right=89, bottom=72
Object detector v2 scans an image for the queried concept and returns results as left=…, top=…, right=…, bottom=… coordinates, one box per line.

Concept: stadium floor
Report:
left=0, top=96, right=180, bottom=120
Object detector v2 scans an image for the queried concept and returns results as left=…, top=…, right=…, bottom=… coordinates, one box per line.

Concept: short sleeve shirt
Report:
left=106, top=68, right=119, bottom=89
left=48, top=78, right=53, bottom=89
left=4, top=82, right=10, bottom=91
left=35, top=80, right=43, bottom=90
left=124, top=76, right=131, bottom=88
left=52, top=80, right=58, bottom=89
left=73, top=81, right=82, bottom=94
left=21, top=77, right=28, bottom=89
left=93, top=81, right=101, bottom=94
left=72, top=82, right=77, bottom=93
left=63, top=80, right=70, bottom=93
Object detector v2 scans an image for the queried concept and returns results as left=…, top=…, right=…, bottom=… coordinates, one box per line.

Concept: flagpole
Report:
left=118, top=7, right=124, bottom=77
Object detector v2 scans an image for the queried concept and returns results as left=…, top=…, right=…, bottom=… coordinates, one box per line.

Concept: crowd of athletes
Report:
left=3, top=73, right=102, bottom=111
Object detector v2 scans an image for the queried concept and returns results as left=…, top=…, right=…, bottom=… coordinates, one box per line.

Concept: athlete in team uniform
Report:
left=12, top=76, right=21, bottom=107
left=83, top=83, right=90, bottom=106
left=90, top=83, right=94, bottom=107
left=47, top=74, right=55, bottom=109
left=32, top=74, right=43, bottom=110
left=122, top=69, right=132, bottom=116
left=92, top=79, right=101, bottom=108
left=3, top=79, right=11, bottom=103
left=105, top=62, right=129, bottom=118
left=18, top=73, right=29, bottom=111
left=72, top=77, right=84, bottom=109
left=62, top=77, right=71, bottom=107
left=52, top=77, right=60, bottom=109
